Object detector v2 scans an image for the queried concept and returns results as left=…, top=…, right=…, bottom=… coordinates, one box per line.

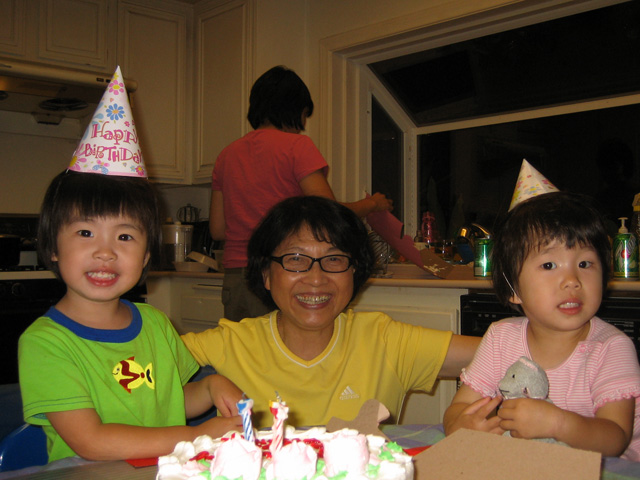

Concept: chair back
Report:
left=0, top=424, right=47, bottom=472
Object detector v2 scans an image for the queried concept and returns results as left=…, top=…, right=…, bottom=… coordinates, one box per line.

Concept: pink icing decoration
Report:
left=210, top=436, right=262, bottom=480
left=323, top=431, right=369, bottom=477
left=269, top=441, right=318, bottom=480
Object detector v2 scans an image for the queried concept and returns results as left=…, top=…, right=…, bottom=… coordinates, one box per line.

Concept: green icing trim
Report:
left=379, top=449, right=394, bottom=461
left=367, top=463, right=381, bottom=477
left=386, top=442, right=403, bottom=453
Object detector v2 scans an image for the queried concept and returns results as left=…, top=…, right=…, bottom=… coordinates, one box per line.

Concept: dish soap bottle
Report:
left=613, top=217, right=638, bottom=280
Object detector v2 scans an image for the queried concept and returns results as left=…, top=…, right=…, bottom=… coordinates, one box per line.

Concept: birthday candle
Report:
left=237, top=397, right=255, bottom=443
left=269, top=394, right=289, bottom=455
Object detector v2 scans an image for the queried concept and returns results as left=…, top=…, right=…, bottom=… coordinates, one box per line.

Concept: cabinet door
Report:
left=38, top=0, right=115, bottom=70
left=118, top=1, right=190, bottom=183
left=0, top=0, right=28, bottom=58
left=181, top=283, right=224, bottom=333
left=192, top=0, right=252, bottom=183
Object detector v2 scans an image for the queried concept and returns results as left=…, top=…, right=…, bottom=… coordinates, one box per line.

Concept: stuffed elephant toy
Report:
left=498, top=356, right=566, bottom=446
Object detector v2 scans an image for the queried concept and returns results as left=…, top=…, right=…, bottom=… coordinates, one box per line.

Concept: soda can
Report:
left=474, top=238, right=493, bottom=277
left=613, top=233, right=639, bottom=280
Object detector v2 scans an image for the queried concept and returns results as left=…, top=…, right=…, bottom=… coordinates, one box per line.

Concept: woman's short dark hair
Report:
left=37, top=170, right=162, bottom=282
left=247, top=196, right=373, bottom=310
left=247, top=66, right=314, bottom=131
left=492, top=191, right=611, bottom=310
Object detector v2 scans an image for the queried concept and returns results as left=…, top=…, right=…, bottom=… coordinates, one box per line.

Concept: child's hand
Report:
left=498, top=398, right=560, bottom=439
left=201, top=415, right=243, bottom=438
left=208, top=375, right=244, bottom=417
left=447, top=396, right=504, bottom=435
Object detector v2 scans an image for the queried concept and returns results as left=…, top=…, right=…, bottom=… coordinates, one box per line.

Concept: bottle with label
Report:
left=421, top=212, right=438, bottom=247
left=613, top=217, right=639, bottom=280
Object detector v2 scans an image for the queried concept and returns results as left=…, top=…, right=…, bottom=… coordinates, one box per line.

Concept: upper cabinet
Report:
left=118, top=0, right=191, bottom=183
left=0, top=0, right=27, bottom=58
left=0, top=0, right=251, bottom=185
left=192, top=0, right=252, bottom=184
left=0, top=0, right=116, bottom=72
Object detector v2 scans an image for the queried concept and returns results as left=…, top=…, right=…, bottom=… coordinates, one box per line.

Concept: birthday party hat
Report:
left=508, top=159, right=559, bottom=210
left=68, top=66, right=146, bottom=177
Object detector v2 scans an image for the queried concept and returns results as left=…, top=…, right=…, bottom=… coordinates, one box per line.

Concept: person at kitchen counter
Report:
left=183, top=195, right=481, bottom=429
left=209, top=65, right=393, bottom=322
left=18, top=67, right=243, bottom=465
left=443, top=191, right=640, bottom=460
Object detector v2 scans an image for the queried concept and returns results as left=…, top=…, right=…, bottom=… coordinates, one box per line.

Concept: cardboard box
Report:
left=414, top=429, right=601, bottom=480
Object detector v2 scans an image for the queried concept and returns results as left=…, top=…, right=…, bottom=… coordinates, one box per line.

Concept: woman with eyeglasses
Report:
left=181, top=196, right=480, bottom=428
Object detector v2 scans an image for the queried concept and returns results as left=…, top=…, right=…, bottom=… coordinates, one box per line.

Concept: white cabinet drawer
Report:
left=180, top=283, right=223, bottom=333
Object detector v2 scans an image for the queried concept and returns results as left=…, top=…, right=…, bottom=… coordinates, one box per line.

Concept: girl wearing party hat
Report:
left=444, top=162, right=640, bottom=460
left=18, top=68, right=242, bottom=464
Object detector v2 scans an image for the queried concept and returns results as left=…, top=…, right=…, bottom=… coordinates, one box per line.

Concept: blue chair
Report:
left=0, top=424, right=47, bottom=472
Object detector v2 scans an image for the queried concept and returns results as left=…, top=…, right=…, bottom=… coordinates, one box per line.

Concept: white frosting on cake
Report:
left=157, top=427, right=413, bottom=480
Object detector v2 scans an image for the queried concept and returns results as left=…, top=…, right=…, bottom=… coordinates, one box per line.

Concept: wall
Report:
left=0, top=0, right=566, bottom=214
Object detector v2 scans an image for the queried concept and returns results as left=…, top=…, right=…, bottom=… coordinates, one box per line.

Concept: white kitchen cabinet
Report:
left=118, top=0, right=191, bottom=183
left=0, top=0, right=116, bottom=72
left=0, top=0, right=28, bottom=58
left=38, top=0, right=116, bottom=70
left=349, top=284, right=466, bottom=425
left=146, top=275, right=224, bottom=334
left=191, top=0, right=253, bottom=184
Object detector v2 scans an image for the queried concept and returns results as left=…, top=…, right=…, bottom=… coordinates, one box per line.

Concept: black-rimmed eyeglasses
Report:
left=270, top=253, right=353, bottom=273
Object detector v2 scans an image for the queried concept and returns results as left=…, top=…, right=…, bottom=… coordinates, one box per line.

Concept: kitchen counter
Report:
left=146, top=270, right=640, bottom=293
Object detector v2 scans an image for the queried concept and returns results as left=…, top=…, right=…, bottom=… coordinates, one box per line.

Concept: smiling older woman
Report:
left=181, top=196, right=480, bottom=428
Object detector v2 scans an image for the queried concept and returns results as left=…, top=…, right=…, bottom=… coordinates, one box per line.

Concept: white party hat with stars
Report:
left=509, top=159, right=559, bottom=210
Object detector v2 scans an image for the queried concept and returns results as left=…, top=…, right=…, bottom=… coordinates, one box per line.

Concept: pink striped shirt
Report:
left=461, top=316, right=640, bottom=461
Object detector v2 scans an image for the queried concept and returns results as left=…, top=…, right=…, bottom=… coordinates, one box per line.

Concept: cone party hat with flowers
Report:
left=508, top=159, right=559, bottom=210
left=68, top=66, right=146, bottom=177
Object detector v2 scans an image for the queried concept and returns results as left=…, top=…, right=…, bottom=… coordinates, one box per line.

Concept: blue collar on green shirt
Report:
left=46, top=299, right=142, bottom=343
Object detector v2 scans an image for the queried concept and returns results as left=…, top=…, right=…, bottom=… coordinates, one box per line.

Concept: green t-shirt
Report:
left=19, top=301, right=199, bottom=462
left=182, top=309, right=452, bottom=429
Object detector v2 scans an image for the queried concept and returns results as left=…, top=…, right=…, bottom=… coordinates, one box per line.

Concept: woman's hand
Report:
left=368, top=193, right=393, bottom=212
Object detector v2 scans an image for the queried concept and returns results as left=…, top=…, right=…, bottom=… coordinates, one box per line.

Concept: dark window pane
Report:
left=372, top=97, right=403, bottom=222
left=370, top=2, right=640, bottom=126
left=419, top=104, right=640, bottom=238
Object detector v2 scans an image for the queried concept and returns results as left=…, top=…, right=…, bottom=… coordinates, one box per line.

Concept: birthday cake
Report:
left=156, top=426, right=414, bottom=480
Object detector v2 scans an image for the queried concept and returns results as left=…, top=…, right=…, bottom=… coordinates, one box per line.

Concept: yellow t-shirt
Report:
left=181, top=309, right=452, bottom=428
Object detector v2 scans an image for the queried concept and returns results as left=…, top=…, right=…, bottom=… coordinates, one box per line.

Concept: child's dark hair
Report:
left=37, top=171, right=161, bottom=282
left=247, top=66, right=314, bottom=131
left=246, top=196, right=373, bottom=310
left=492, top=191, right=611, bottom=309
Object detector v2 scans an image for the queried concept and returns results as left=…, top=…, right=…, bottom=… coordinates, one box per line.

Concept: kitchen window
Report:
left=367, top=0, right=640, bottom=239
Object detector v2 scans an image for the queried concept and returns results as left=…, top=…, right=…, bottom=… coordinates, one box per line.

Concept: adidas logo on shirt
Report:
left=339, top=385, right=360, bottom=400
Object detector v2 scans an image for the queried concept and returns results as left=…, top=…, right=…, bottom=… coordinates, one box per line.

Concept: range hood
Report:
left=0, top=59, right=137, bottom=125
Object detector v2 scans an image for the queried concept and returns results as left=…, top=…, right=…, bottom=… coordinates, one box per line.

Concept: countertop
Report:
left=10, top=269, right=639, bottom=293
left=146, top=270, right=640, bottom=293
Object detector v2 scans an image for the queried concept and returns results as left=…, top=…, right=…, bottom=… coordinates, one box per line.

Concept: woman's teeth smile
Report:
left=296, top=294, right=330, bottom=305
